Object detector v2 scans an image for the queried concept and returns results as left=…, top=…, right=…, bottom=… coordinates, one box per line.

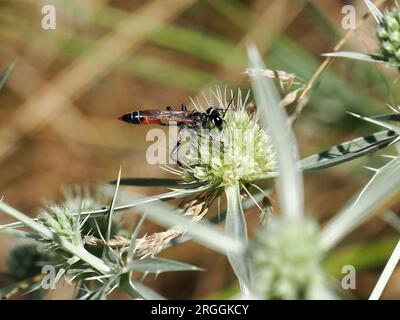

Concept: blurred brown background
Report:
left=1, top=0, right=400, bottom=299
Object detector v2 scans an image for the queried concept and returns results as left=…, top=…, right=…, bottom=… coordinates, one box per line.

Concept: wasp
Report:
left=118, top=104, right=230, bottom=164
left=118, top=104, right=225, bottom=130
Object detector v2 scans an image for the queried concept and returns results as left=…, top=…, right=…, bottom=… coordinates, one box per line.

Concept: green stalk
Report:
left=224, top=183, right=252, bottom=296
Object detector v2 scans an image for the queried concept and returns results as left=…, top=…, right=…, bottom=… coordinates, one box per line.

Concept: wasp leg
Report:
left=223, top=98, right=234, bottom=116
left=170, top=140, right=182, bottom=166
left=166, top=106, right=173, bottom=111
left=170, top=124, right=191, bottom=166
left=181, top=103, right=188, bottom=111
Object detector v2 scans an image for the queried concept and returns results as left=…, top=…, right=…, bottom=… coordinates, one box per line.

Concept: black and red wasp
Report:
left=118, top=104, right=230, bottom=164
left=118, top=104, right=225, bottom=130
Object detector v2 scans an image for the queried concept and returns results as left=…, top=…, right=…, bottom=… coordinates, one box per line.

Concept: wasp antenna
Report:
left=223, top=98, right=234, bottom=117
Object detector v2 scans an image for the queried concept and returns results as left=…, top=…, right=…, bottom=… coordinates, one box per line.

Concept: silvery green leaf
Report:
left=127, top=213, right=146, bottom=263
left=370, top=114, right=400, bottom=133
left=369, top=239, right=400, bottom=300
left=248, top=46, right=303, bottom=219
left=322, top=51, right=385, bottom=63
left=127, top=257, right=200, bottom=274
left=320, top=157, right=400, bottom=250
left=301, top=130, right=398, bottom=171
left=348, top=112, right=400, bottom=134
left=372, top=114, right=400, bottom=122
left=53, top=268, right=66, bottom=288
left=0, top=63, right=14, bottom=91
left=224, top=184, right=252, bottom=297
left=106, top=168, right=121, bottom=243
left=253, top=172, right=279, bottom=182
left=89, top=274, right=120, bottom=300
left=383, top=211, right=400, bottom=232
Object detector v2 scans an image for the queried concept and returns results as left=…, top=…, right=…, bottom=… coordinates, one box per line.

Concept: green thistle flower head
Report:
left=60, top=185, right=108, bottom=212
left=376, top=6, right=400, bottom=67
left=38, top=205, right=82, bottom=247
left=251, top=217, right=330, bottom=300
left=59, top=185, right=122, bottom=239
left=61, top=185, right=123, bottom=238
left=38, top=185, right=123, bottom=252
left=182, top=88, right=276, bottom=187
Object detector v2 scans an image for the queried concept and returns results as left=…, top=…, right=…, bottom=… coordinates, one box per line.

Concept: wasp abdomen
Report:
left=119, top=112, right=141, bottom=124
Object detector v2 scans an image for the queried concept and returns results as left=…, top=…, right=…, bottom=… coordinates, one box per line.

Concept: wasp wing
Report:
left=139, top=110, right=193, bottom=124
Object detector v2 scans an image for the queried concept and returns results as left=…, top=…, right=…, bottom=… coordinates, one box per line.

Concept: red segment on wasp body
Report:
left=118, top=105, right=225, bottom=130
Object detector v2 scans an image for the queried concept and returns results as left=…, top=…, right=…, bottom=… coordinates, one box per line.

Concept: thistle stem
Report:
left=225, top=183, right=252, bottom=297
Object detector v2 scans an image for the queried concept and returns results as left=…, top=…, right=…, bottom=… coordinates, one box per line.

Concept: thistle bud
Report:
left=376, top=27, right=389, bottom=39
left=7, top=242, right=53, bottom=281
left=38, top=206, right=81, bottom=247
left=377, top=7, right=400, bottom=67
left=251, top=217, right=332, bottom=299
